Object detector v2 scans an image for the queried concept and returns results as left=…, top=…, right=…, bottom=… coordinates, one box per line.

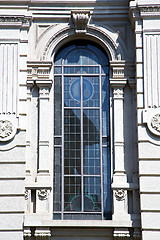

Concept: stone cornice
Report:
left=130, top=4, right=160, bottom=19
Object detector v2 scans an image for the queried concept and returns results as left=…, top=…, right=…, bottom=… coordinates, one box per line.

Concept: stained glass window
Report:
left=54, top=41, right=111, bottom=220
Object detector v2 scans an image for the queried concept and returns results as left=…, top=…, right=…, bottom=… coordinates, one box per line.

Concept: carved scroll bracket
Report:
left=71, top=10, right=90, bottom=34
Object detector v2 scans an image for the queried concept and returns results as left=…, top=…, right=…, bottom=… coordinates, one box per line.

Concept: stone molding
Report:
left=0, top=16, right=32, bottom=29
left=71, top=10, right=90, bottom=33
left=113, top=228, right=130, bottom=239
left=27, top=61, right=52, bottom=81
left=35, top=228, right=51, bottom=237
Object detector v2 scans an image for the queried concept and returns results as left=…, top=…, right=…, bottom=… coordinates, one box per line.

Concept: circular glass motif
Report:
left=70, top=78, right=93, bottom=102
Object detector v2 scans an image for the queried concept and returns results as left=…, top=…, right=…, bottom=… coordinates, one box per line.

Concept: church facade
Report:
left=0, top=0, right=160, bottom=239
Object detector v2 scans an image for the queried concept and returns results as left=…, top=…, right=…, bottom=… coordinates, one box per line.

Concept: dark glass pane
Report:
left=53, top=213, right=61, bottom=220
left=102, top=147, right=111, bottom=219
left=64, top=176, right=81, bottom=211
left=84, top=177, right=101, bottom=212
left=64, top=109, right=81, bottom=175
left=64, top=49, right=99, bottom=65
left=54, top=76, right=62, bottom=135
left=83, top=109, right=100, bottom=175
left=83, top=77, right=99, bottom=107
left=54, top=147, right=62, bottom=211
left=64, top=77, right=80, bottom=107
left=54, top=137, right=62, bottom=145
left=101, top=66, right=109, bottom=75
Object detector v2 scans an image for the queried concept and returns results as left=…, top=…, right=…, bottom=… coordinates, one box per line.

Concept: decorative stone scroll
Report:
left=71, top=10, right=90, bottom=33
left=38, top=189, right=48, bottom=200
left=115, top=189, right=126, bottom=201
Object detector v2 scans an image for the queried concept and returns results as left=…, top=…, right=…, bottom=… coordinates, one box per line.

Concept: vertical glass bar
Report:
left=54, top=76, right=62, bottom=135
left=54, top=147, right=62, bottom=211
left=102, top=147, right=111, bottom=219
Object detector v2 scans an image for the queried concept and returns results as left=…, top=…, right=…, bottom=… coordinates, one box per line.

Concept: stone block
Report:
left=142, top=212, right=160, bottom=230
left=140, top=176, right=160, bottom=192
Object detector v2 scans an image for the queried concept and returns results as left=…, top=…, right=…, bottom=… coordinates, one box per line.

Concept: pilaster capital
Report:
left=110, top=61, right=127, bottom=88
left=27, top=61, right=52, bottom=81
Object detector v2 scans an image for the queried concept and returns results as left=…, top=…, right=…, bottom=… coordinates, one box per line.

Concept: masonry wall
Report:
left=130, top=1, right=160, bottom=239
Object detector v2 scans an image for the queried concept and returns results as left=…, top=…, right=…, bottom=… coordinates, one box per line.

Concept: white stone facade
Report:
left=0, top=0, right=159, bottom=239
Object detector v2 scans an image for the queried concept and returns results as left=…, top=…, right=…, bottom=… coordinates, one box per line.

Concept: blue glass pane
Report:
left=64, top=49, right=99, bottom=65
left=64, top=109, right=81, bottom=175
left=54, top=147, right=62, bottom=211
left=84, top=177, right=101, bottom=212
left=83, top=77, right=99, bottom=107
left=64, top=77, right=80, bottom=107
left=102, top=147, right=111, bottom=219
left=54, top=77, right=62, bottom=135
left=54, top=66, right=62, bottom=74
left=64, top=176, right=81, bottom=211
left=102, top=76, right=109, bottom=136
left=83, top=109, right=100, bottom=175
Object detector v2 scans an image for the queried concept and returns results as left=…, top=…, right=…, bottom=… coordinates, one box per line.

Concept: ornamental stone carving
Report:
left=113, top=88, right=124, bottom=99
left=151, top=114, right=160, bottom=133
left=24, top=190, right=29, bottom=200
left=71, top=10, right=90, bottom=33
left=38, top=189, right=48, bottom=200
left=0, top=120, right=15, bottom=141
left=115, top=189, right=126, bottom=201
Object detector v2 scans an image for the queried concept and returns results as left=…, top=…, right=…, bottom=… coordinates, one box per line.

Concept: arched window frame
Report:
left=53, top=41, right=111, bottom=220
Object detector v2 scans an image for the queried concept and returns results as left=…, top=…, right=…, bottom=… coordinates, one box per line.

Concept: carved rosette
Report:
left=38, top=189, right=48, bottom=200
left=71, top=10, right=90, bottom=33
left=115, top=189, right=126, bottom=201
left=0, top=119, right=16, bottom=141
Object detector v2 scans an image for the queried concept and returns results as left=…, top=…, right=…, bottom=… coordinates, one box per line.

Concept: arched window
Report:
left=53, top=40, right=111, bottom=220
